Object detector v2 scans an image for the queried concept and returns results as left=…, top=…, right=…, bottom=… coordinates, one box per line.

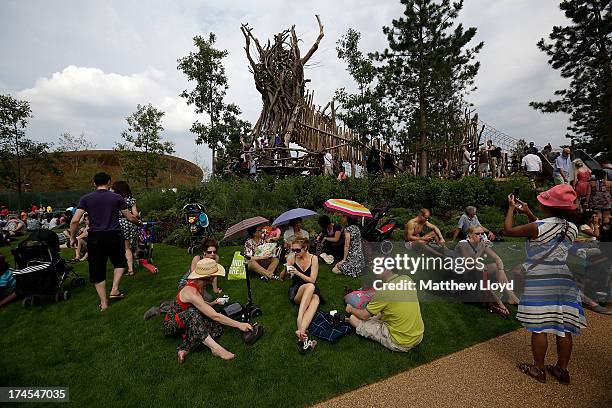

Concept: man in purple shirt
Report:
left=70, top=172, right=140, bottom=311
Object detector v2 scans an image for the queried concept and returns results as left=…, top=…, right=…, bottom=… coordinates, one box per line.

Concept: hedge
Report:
left=136, top=174, right=537, bottom=247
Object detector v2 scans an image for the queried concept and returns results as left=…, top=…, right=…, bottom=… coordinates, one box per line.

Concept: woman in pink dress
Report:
left=572, top=159, right=591, bottom=209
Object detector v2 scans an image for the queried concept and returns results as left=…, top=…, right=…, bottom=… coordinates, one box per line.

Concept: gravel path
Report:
left=315, top=310, right=611, bottom=408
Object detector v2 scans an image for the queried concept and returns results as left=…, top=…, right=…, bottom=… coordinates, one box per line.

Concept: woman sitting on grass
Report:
left=178, top=237, right=222, bottom=295
left=332, top=215, right=365, bottom=277
left=314, top=215, right=343, bottom=264
left=245, top=225, right=280, bottom=281
left=504, top=184, right=586, bottom=384
left=163, top=258, right=253, bottom=363
left=281, top=237, right=320, bottom=353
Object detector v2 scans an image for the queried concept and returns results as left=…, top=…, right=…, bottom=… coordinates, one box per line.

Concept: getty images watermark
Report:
left=371, top=252, right=513, bottom=292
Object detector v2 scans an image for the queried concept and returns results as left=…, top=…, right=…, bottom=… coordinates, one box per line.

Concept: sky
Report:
left=0, top=0, right=572, bottom=169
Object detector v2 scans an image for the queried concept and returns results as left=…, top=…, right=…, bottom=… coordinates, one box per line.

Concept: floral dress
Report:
left=163, top=280, right=223, bottom=352
left=589, top=180, right=611, bottom=210
left=119, top=197, right=138, bottom=246
left=338, top=225, right=365, bottom=277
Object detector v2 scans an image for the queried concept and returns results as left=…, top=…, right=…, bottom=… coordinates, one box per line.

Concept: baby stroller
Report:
left=134, top=221, right=159, bottom=274
left=183, top=203, right=212, bottom=254
left=11, top=229, right=86, bottom=307
left=361, top=202, right=399, bottom=241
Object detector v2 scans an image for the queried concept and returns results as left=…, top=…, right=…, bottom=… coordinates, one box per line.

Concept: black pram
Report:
left=11, top=229, right=86, bottom=307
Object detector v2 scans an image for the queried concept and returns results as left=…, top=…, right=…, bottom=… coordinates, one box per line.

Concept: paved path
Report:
left=315, top=310, right=612, bottom=408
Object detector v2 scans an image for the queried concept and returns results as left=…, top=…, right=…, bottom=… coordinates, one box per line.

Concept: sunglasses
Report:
left=291, top=248, right=304, bottom=253
left=206, top=250, right=218, bottom=254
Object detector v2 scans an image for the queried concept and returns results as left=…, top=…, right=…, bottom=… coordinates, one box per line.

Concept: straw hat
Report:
left=537, top=184, right=577, bottom=210
left=187, top=258, right=226, bottom=280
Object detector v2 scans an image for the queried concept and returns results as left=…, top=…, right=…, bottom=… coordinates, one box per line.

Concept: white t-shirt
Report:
left=324, top=152, right=333, bottom=168
left=283, top=228, right=309, bottom=245
left=521, top=154, right=542, bottom=172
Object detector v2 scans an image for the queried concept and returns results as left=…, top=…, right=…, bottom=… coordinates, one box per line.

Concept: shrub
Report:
left=134, top=174, right=538, bottom=247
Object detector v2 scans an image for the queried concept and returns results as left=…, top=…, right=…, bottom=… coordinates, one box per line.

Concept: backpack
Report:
left=344, top=288, right=375, bottom=309
left=309, top=311, right=353, bottom=343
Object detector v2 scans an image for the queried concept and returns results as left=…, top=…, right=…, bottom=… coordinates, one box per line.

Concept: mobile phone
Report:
left=512, top=187, right=520, bottom=198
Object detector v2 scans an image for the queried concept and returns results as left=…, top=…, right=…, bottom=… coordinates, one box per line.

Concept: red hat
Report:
left=537, top=184, right=577, bottom=210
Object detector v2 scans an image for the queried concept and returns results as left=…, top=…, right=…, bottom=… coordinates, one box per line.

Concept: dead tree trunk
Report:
left=240, top=15, right=324, bottom=149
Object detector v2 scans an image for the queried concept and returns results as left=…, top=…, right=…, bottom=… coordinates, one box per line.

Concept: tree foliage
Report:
left=178, top=33, right=251, bottom=174
left=530, top=0, right=612, bottom=156
left=55, top=132, right=96, bottom=152
left=376, top=0, right=483, bottom=175
left=335, top=28, right=393, bottom=147
left=0, top=94, right=56, bottom=209
left=115, top=103, right=175, bottom=188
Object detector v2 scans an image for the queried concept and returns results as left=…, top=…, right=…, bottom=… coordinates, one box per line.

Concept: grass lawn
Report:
left=0, top=241, right=521, bottom=407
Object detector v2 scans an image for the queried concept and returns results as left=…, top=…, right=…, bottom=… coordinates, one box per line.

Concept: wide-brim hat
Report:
left=187, top=258, right=226, bottom=280
left=537, top=184, right=577, bottom=210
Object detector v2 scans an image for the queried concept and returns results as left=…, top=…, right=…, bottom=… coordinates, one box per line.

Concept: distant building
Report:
left=0, top=150, right=203, bottom=192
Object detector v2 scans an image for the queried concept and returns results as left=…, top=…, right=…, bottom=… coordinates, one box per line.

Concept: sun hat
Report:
left=187, top=258, right=226, bottom=280
left=537, top=184, right=577, bottom=210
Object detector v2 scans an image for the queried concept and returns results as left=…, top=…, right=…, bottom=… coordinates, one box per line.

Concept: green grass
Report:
left=0, top=242, right=520, bottom=408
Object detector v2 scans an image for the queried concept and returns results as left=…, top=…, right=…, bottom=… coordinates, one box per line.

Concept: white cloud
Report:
left=1, top=0, right=576, bottom=165
left=13, top=65, right=204, bottom=159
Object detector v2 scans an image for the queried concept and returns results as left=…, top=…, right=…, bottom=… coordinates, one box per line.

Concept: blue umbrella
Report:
left=272, top=208, right=318, bottom=227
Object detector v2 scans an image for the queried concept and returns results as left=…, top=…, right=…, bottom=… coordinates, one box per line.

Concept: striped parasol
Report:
left=323, top=199, right=372, bottom=218
left=223, top=216, right=269, bottom=241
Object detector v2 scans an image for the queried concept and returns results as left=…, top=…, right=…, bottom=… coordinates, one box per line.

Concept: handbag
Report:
left=228, top=251, right=247, bottom=280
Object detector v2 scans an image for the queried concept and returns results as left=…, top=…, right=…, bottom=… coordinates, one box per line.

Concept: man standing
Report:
left=323, top=150, right=334, bottom=176
left=486, top=140, right=498, bottom=178
left=553, top=147, right=572, bottom=185
left=461, top=145, right=471, bottom=176
left=71, top=172, right=140, bottom=311
left=521, top=150, right=542, bottom=182
left=477, top=147, right=489, bottom=178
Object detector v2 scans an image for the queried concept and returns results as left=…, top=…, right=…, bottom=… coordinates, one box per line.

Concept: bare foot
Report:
left=99, top=303, right=108, bottom=312
left=177, top=349, right=188, bottom=364
left=211, top=346, right=235, bottom=360
left=508, top=293, right=520, bottom=305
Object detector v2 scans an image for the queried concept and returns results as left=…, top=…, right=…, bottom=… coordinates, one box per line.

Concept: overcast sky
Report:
left=0, top=0, right=571, bottom=168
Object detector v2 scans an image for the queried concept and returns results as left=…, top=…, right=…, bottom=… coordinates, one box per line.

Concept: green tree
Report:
left=335, top=28, right=393, bottom=147
left=0, top=94, right=56, bottom=210
left=530, top=0, right=611, bottom=155
left=376, top=0, right=483, bottom=175
left=115, top=103, right=175, bottom=188
left=55, top=132, right=98, bottom=181
left=178, top=33, right=249, bottom=175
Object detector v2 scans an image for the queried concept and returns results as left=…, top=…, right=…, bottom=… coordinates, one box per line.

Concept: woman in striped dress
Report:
left=504, top=184, right=586, bottom=384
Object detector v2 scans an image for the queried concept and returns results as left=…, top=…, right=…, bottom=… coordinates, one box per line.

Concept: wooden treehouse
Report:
left=237, top=16, right=520, bottom=176
left=239, top=16, right=390, bottom=175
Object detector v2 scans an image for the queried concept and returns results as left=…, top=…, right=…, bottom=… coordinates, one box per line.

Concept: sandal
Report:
left=584, top=303, right=612, bottom=315
left=109, top=292, right=125, bottom=300
left=298, top=337, right=317, bottom=354
left=519, top=363, right=546, bottom=383
left=546, top=365, right=570, bottom=384
left=488, top=303, right=510, bottom=319
left=126, top=270, right=135, bottom=276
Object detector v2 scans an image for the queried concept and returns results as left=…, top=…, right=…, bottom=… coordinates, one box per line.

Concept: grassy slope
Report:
left=0, top=243, right=520, bottom=408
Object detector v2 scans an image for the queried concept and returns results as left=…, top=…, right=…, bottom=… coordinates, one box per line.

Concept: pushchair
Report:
left=11, top=229, right=86, bottom=307
left=134, top=221, right=159, bottom=274
left=361, top=202, right=399, bottom=247
left=183, top=203, right=212, bottom=254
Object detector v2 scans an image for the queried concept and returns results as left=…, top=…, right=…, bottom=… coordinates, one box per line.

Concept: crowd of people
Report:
left=1, top=170, right=610, bottom=385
